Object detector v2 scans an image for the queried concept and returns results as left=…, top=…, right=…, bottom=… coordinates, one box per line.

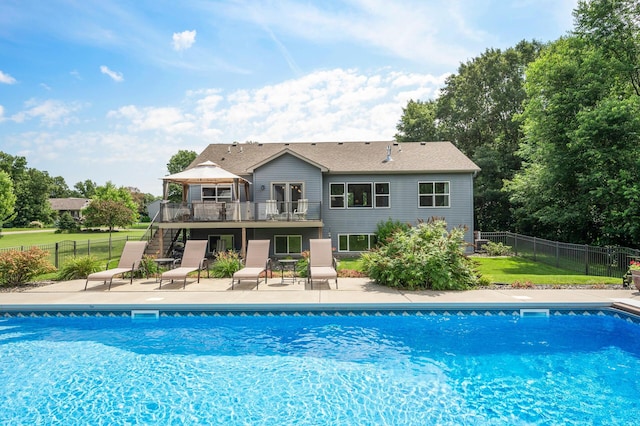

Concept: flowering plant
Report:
left=629, top=260, right=640, bottom=271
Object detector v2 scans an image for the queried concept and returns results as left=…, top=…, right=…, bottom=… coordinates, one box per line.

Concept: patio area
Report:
left=2, top=277, right=640, bottom=312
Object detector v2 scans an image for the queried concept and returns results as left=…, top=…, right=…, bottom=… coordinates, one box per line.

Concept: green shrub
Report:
left=375, top=218, right=411, bottom=247
left=56, top=212, right=80, bottom=233
left=296, top=251, right=309, bottom=277
left=210, top=250, right=243, bottom=278
left=361, top=219, right=477, bottom=290
left=0, top=247, right=56, bottom=286
left=136, top=255, right=160, bottom=278
left=483, top=241, right=513, bottom=256
left=57, top=255, right=100, bottom=280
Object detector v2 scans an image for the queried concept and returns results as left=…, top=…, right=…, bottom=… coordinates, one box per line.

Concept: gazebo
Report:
left=161, top=160, right=249, bottom=201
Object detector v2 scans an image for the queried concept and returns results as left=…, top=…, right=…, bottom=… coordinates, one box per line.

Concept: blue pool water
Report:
left=1, top=310, right=640, bottom=425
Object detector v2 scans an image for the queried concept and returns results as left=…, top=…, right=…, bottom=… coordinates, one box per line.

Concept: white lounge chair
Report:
left=308, top=239, right=338, bottom=289
left=158, top=240, right=209, bottom=289
left=232, top=240, right=271, bottom=289
left=85, top=241, right=148, bottom=290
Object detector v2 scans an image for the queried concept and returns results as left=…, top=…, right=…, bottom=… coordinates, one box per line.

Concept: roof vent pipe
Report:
left=383, top=145, right=393, bottom=163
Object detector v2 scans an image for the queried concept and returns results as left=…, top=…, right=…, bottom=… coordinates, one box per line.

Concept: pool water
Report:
left=1, top=311, right=639, bottom=425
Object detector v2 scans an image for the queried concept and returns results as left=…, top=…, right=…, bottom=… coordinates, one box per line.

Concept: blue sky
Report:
left=0, top=0, right=577, bottom=196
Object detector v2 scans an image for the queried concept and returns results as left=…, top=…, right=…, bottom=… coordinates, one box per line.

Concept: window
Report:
left=208, top=234, right=234, bottom=253
left=274, top=235, right=302, bottom=255
left=338, top=234, right=377, bottom=252
left=347, top=183, right=372, bottom=208
left=330, top=183, right=345, bottom=208
left=375, top=182, right=390, bottom=208
left=202, top=185, right=232, bottom=203
left=418, top=181, right=450, bottom=207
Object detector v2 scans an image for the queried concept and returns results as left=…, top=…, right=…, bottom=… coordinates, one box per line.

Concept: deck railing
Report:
left=480, top=231, right=640, bottom=278
left=159, top=201, right=321, bottom=223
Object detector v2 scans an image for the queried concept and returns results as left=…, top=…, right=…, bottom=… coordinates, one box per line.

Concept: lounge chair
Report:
left=85, top=241, right=148, bottom=290
left=158, top=240, right=209, bottom=289
left=232, top=240, right=271, bottom=289
left=308, top=239, right=338, bottom=289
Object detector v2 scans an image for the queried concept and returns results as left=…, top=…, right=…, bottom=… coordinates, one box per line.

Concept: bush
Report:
left=57, top=255, right=100, bottom=280
left=137, top=255, right=160, bottom=277
left=210, top=250, right=243, bottom=278
left=483, top=241, right=513, bottom=256
left=361, top=219, right=477, bottom=290
left=0, top=247, right=56, bottom=286
left=56, top=212, right=80, bottom=233
left=375, top=218, right=411, bottom=247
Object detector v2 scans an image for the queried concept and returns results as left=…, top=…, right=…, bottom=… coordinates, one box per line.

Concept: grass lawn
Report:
left=0, top=229, right=147, bottom=249
left=473, top=256, right=621, bottom=285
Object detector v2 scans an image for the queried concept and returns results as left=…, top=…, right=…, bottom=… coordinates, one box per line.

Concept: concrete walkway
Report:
left=2, top=277, right=640, bottom=312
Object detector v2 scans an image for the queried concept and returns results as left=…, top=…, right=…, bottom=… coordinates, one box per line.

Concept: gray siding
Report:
left=253, top=154, right=323, bottom=204
left=323, top=173, right=475, bottom=249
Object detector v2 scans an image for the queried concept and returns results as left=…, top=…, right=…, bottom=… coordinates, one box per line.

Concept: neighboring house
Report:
left=48, top=198, right=91, bottom=220
left=155, top=141, right=480, bottom=257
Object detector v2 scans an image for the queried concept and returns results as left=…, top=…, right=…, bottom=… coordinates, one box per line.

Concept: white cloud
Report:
left=100, top=65, right=124, bottom=82
left=11, top=99, right=84, bottom=127
left=0, top=105, right=4, bottom=122
left=172, top=30, right=196, bottom=51
left=0, top=70, right=17, bottom=84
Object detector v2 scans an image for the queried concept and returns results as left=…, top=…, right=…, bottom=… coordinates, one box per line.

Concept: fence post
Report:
left=514, top=233, right=518, bottom=256
left=88, top=240, right=91, bottom=257
left=533, top=237, right=537, bottom=261
left=55, top=242, right=59, bottom=269
left=556, top=241, right=560, bottom=268
left=585, top=245, right=589, bottom=275
left=73, top=241, right=77, bottom=258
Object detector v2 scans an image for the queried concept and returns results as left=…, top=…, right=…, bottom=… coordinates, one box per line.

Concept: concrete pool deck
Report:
left=2, top=277, right=640, bottom=312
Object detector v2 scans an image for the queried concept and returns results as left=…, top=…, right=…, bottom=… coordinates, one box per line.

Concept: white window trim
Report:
left=201, top=184, right=233, bottom=203
left=337, top=233, right=376, bottom=252
left=274, top=235, right=303, bottom=255
left=329, top=183, right=346, bottom=209
left=418, top=181, right=451, bottom=208
left=374, top=182, right=391, bottom=209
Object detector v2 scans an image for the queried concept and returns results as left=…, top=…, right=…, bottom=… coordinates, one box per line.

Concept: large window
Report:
left=274, top=235, right=302, bottom=255
left=330, top=182, right=390, bottom=209
left=418, top=181, right=450, bottom=207
left=207, top=234, right=234, bottom=253
left=338, top=234, right=377, bottom=252
left=202, top=185, right=232, bottom=202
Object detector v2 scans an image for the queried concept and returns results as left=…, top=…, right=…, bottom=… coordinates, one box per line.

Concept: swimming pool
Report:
left=1, top=308, right=639, bottom=425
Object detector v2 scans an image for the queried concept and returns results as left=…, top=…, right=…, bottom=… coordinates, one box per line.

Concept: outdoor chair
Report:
left=85, top=241, right=148, bottom=290
left=158, top=240, right=209, bottom=289
left=265, top=200, right=278, bottom=220
left=293, top=199, right=308, bottom=220
left=232, top=240, right=271, bottom=289
left=308, top=239, right=338, bottom=289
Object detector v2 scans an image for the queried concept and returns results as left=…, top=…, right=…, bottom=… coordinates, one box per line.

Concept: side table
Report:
left=278, top=259, right=299, bottom=285
left=154, top=258, right=176, bottom=282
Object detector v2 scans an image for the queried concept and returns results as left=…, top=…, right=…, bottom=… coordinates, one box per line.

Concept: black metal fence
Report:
left=0, top=236, right=138, bottom=269
left=480, top=232, right=640, bottom=278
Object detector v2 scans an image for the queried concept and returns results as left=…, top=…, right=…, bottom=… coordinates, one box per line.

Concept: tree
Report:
left=505, top=36, right=640, bottom=246
left=50, top=176, right=72, bottom=198
left=394, top=100, right=441, bottom=142
left=12, top=168, right=55, bottom=227
left=73, top=180, right=97, bottom=198
left=574, top=0, right=640, bottom=96
left=82, top=199, right=137, bottom=258
left=0, top=170, right=16, bottom=227
left=166, top=150, right=197, bottom=202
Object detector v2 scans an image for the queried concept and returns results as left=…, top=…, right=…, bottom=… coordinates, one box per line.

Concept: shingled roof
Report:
left=191, top=141, right=480, bottom=177
left=48, top=198, right=90, bottom=211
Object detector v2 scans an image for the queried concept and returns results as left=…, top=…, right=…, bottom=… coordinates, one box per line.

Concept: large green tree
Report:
left=166, top=150, right=197, bottom=202
left=505, top=35, right=640, bottom=246
left=394, top=100, right=441, bottom=142
left=0, top=170, right=16, bottom=227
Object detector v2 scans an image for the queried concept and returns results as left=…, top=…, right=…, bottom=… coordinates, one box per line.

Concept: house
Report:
left=152, top=141, right=480, bottom=258
left=48, top=198, right=91, bottom=220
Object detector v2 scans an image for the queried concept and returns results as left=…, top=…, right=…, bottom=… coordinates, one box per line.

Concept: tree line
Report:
left=395, top=0, right=640, bottom=249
